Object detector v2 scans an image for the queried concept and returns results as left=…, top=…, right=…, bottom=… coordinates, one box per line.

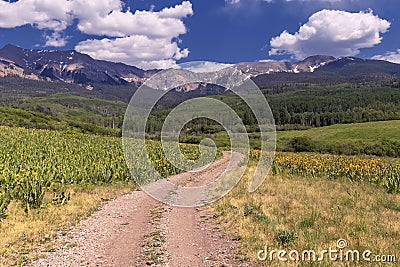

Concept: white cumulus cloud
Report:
left=0, top=0, right=193, bottom=69
left=44, top=32, right=68, bottom=47
left=372, top=50, right=400, bottom=64
left=0, top=0, right=71, bottom=31
left=72, top=1, right=192, bottom=39
left=75, top=35, right=190, bottom=70
left=269, top=9, right=390, bottom=59
left=158, top=1, right=194, bottom=18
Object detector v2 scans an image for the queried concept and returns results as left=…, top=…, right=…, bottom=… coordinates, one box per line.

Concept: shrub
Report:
left=274, top=230, right=297, bottom=247
left=289, top=137, right=315, bottom=152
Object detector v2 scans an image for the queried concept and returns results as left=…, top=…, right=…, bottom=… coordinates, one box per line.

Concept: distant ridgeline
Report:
left=0, top=44, right=400, bottom=134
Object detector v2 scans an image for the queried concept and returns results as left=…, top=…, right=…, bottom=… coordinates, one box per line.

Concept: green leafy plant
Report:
left=0, top=191, right=10, bottom=221
left=274, top=230, right=297, bottom=248
left=16, top=172, right=45, bottom=213
left=243, top=204, right=255, bottom=217
left=51, top=186, right=71, bottom=206
left=385, top=169, right=400, bottom=193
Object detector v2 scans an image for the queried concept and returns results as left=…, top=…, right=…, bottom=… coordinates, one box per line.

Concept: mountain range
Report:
left=234, top=55, right=336, bottom=76
left=0, top=44, right=157, bottom=86
left=1, top=44, right=400, bottom=88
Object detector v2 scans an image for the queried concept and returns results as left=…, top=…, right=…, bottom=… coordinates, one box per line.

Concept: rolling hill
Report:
left=1, top=44, right=400, bottom=136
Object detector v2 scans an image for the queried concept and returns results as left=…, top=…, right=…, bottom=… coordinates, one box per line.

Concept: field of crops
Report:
left=0, top=126, right=203, bottom=218
left=1, top=125, right=399, bottom=222
left=251, top=150, right=400, bottom=193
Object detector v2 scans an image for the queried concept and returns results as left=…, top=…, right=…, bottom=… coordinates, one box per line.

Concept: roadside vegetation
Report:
left=0, top=184, right=132, bottom=266
left=212, top=164, right=400, bottom=266
left=0, top=126, right=203, bottom=265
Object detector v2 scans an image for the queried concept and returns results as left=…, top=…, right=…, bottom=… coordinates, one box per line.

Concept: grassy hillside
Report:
left=0, top=106, right=122, bottom=136
left=208, top=82, right=400, bottom=130
left=0, top=76, right=135, bottom=103
left=0, top=77, right=133, bottom=135
left=277, top=120, right=400, bottom=157
left=181, top=121, right=400, bottom=157
left=15, top=93, right=127, bottom=128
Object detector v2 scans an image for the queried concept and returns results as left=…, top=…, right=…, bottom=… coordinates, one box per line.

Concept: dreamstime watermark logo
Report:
left=122, top=61, right=276, bottom=207
left=257, top=239, right=397, bottom=263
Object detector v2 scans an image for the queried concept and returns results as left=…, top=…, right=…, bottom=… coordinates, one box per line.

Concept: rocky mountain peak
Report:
left=0, top=44, right=153, bottom=85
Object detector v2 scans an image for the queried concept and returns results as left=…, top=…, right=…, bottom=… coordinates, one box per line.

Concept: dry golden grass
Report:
left=212, top=166, right=400, bottom=266
left=0, top=182, right=135, bottom=266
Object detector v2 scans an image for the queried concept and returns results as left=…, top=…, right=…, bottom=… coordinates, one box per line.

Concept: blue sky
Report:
left=0, top=0, right=399, bottom=69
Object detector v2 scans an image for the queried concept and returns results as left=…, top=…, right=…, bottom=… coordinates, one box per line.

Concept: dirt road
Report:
left=30, top=152, right=257, bottom=267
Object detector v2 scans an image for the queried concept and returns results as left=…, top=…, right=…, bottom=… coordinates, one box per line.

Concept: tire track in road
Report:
left=29, top=152, right=258, bottom=267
